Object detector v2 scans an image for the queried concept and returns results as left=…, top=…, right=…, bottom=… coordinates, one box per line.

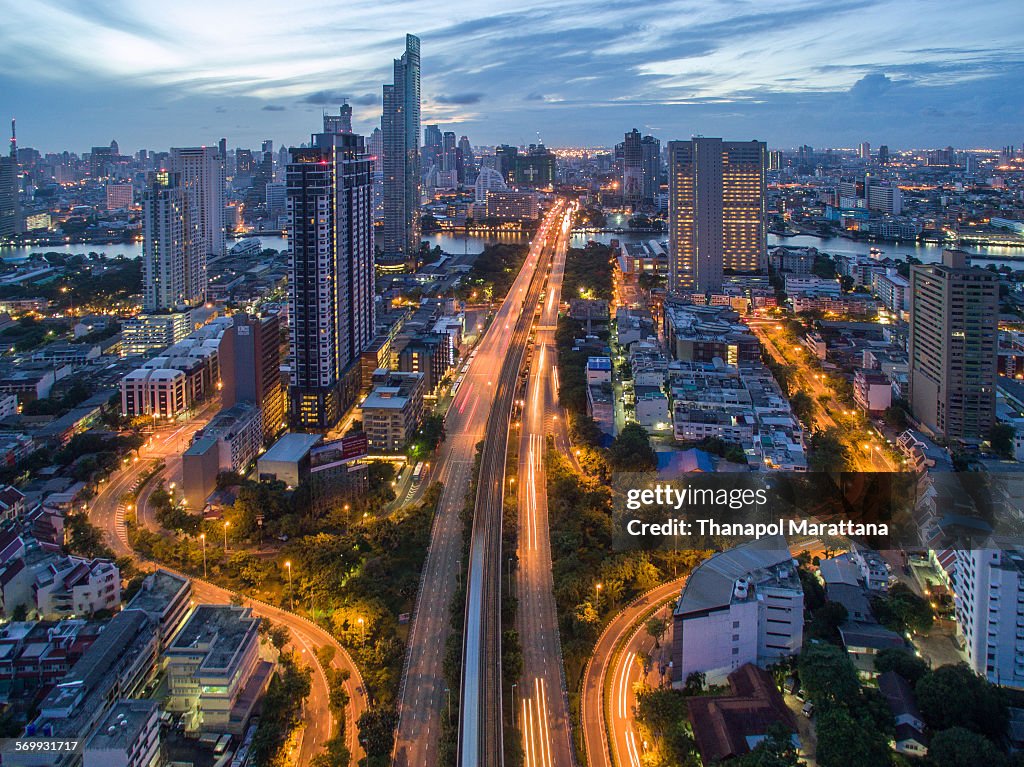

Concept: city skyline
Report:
left=2, top=1, right=1023, bottom=152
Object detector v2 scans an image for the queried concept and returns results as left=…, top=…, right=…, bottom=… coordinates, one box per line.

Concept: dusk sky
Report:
left=2, top=0, right=1023, bottom=154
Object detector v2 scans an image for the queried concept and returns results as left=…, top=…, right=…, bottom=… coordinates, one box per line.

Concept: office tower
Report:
left=423, top=124, right=442, bottom=169
left=516, top=144, right=556, bottom=188
left=236, top=149, right=254, bottom=177
left=265, top=181, right=286, bottom=218
left=368, top=128, right=385, bottom=221
left=221, top=311, right=286, bottom=441
left=141, top=170, right=205, bottom=311
left=641, top=134, right=661, bottom=204
left=858, top=141, right=871, bottom=159
left=0, top=120, right=19, bottom=240
left=667, top=138, right=767, bottom=293
left=496, top=144, right=518, bottom=186
left=105, top=182, right=133, bottom=211
left=908, top=249, right=999, bottom=441
left=458, top=135, right=475, bottom=184
left=287, top=130, right=375, bottom=430
left=90, top=141, right=118, bottom=178
left=955, top=546, right=1024, bottom=690
left=622, top=129, right=643, bottom=207
left=170, top=146, right=227, bottom=260
left=262, top=139, right=273, bottom=156
left=768, top=150, right=783, bottom=171
left=878, top=145, right=889, bottom=165
left=324, top=103, right=353, bottom=135
left=382, top=33, right=421, bottom=268
left=865, top=178, right=902, bottom=215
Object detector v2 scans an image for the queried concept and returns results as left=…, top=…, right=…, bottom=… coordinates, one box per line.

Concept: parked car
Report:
left=802, top=701, right=815, bottom=718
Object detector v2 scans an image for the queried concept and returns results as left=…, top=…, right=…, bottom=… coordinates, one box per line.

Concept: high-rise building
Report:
left=641, top=134, right=661, bottom=204
left=859, top=141, right=871, bottom=159
left=515, top=144, right=556, bottom=188
left=235, top=149, right=254, bottom=177
left=0, top=120, right=20, bottom=240
left=955, top=545, right=1024, bottom=690
left=382, top=33, right=421, bottom=268
left=495, top=144, right=519, bottom=185
left=141, top=170, right=205, bottom=312
left=622, top=129, right=643, bottom=207
left=423, top=124, right=442, bottom=169
left=170, top=146, right=226, bottom=260
left=287, top=130, right=375, bottom=430
left=105, top=182, right=133, bottom=211
left=878, top=145, right=890, bottom=165
left=667, top=138, right=766, bottom=293
left=908, top=249, right=999, bottom=441
left=458, top=135, right=475, bottom=184
left=221, top=311, right=286, bottom=442
left=323, top=103, right=353, bottom=135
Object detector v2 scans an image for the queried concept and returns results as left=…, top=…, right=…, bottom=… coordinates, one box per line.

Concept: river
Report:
left=3, top=230, right=1021, bottom=269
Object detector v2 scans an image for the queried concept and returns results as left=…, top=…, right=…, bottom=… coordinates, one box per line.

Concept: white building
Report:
left=585, top=356, right=612, bottom=385
left=672, top=536, right=803, bottom=686
left=873, top=269, right=911, bottom=314
left=33, top=556, right=121, bottom=619
left=141, top=171, right=206, bottom=313
left=783, top=274, right=841, bottom=298
left=83, top=699, right=161, bottom=767
left=120, top=368, right=188, bottom=419
left=170, top=146, right=227, bottom=261
left=955, top=544, right=1024, bottom=689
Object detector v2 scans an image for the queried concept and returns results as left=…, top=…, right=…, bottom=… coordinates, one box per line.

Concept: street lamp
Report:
left=200, top=533, right=207, bottom=578
left=595, top=582, right=603, bottom=611
left=357, top=616, right=365, bottom=645
left=285, top=561, right=294, bottom=611
left=223, top=520, right=230, bottom=553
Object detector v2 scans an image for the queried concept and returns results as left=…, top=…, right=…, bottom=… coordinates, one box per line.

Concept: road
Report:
left=458, top=201, right=568, bottom=767
left=393, top=204, right=566, bottom=767
left=515, top=206, right=575, bottom=767
left=745, top=318, right=897, bottom=472
left=87, top=401, right=367, bottom=766
left=581, top=579, right=687, bottom=767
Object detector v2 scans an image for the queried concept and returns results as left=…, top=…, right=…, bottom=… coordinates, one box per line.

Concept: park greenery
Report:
left=456, top=242, right=530, bottom=302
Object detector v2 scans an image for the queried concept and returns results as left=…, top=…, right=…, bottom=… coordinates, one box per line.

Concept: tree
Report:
left=797, top=643, right=860, bottom=707
left=988, top=423, right=1016, bottom=459
left=645, top=616, right=668, bottom=648
left=609, top=423, right=657, bottom=472
left=730, top=722, right=803, bottom=767
left=815, top=706, right=891, bottom=767
left=916, top=663, right=1008, bottom=740
left=808, top=428, right=851, bottom=472
left=789, top=391, right=814, bottom=425
left=806, top=602, right=848, bottom=643
left=928, top=726, right=1008, bottom=767
left=873, top=648, right=928, bottom=683
left=871, top=583, right=933, bottom=635
left=357, top=705, right=399, bottom=765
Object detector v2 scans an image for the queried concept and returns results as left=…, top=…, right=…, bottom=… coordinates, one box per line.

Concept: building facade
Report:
left=287, top=130, right=375, bottom=430
left=668, top=138, right=766, bottom=294
left=909, top=249, right=999, bottom=441
left=141, top=170, right=205, bottom=312
left=381, top=34, right=422, bottom=268
left=170, top=146, right=226, bottom=261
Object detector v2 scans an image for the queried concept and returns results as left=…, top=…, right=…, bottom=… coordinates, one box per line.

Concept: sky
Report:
left=1, top=0, right=1023, bottom=154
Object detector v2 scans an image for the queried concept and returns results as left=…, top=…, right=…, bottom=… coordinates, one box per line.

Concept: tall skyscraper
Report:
left=423, top=124, right=442, bottom=169
left=170, top=146, right=226, bottom=261
left=667, top=138, right=767, bottom=293
left=495, top=144, right=518, bottom=185
left=324, top=103, right=353, bottom=135
left=640, top=134, right=661, bottom=204
left=622, top=129, right=643, bottom=207
left=908, top=249, right=999, bottom=441
left=458, top=135, right=475, bottom=184
left=287, top=130, right=375, bottom=430
left=0, top=120, right=20, bottom=240
left=141, top=170, right=205, bottom=312
left=859, top=141, right=871, bottom=159
left=221, top=311, right=286, bottom=442
left=382, top=33, right=421, bottom=269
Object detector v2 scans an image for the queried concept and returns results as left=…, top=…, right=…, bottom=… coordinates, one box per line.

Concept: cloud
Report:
left=298, top=89, right=348, bottom=105
left=435, top=92, right=484, bottom=105
left=849, top=72, right=895, bottom=100
left=525, top=92, right=546, bottom=101
left=352, top=92, right=378, bottom=106
left=261, top=104, right=286, bottom=111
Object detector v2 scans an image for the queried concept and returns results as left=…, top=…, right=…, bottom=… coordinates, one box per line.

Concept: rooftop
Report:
left=168, top=605, right=258, bottom=673
left=261, top=432, right=323, bottom=464
left=83, top=699, right=158, bottom=752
